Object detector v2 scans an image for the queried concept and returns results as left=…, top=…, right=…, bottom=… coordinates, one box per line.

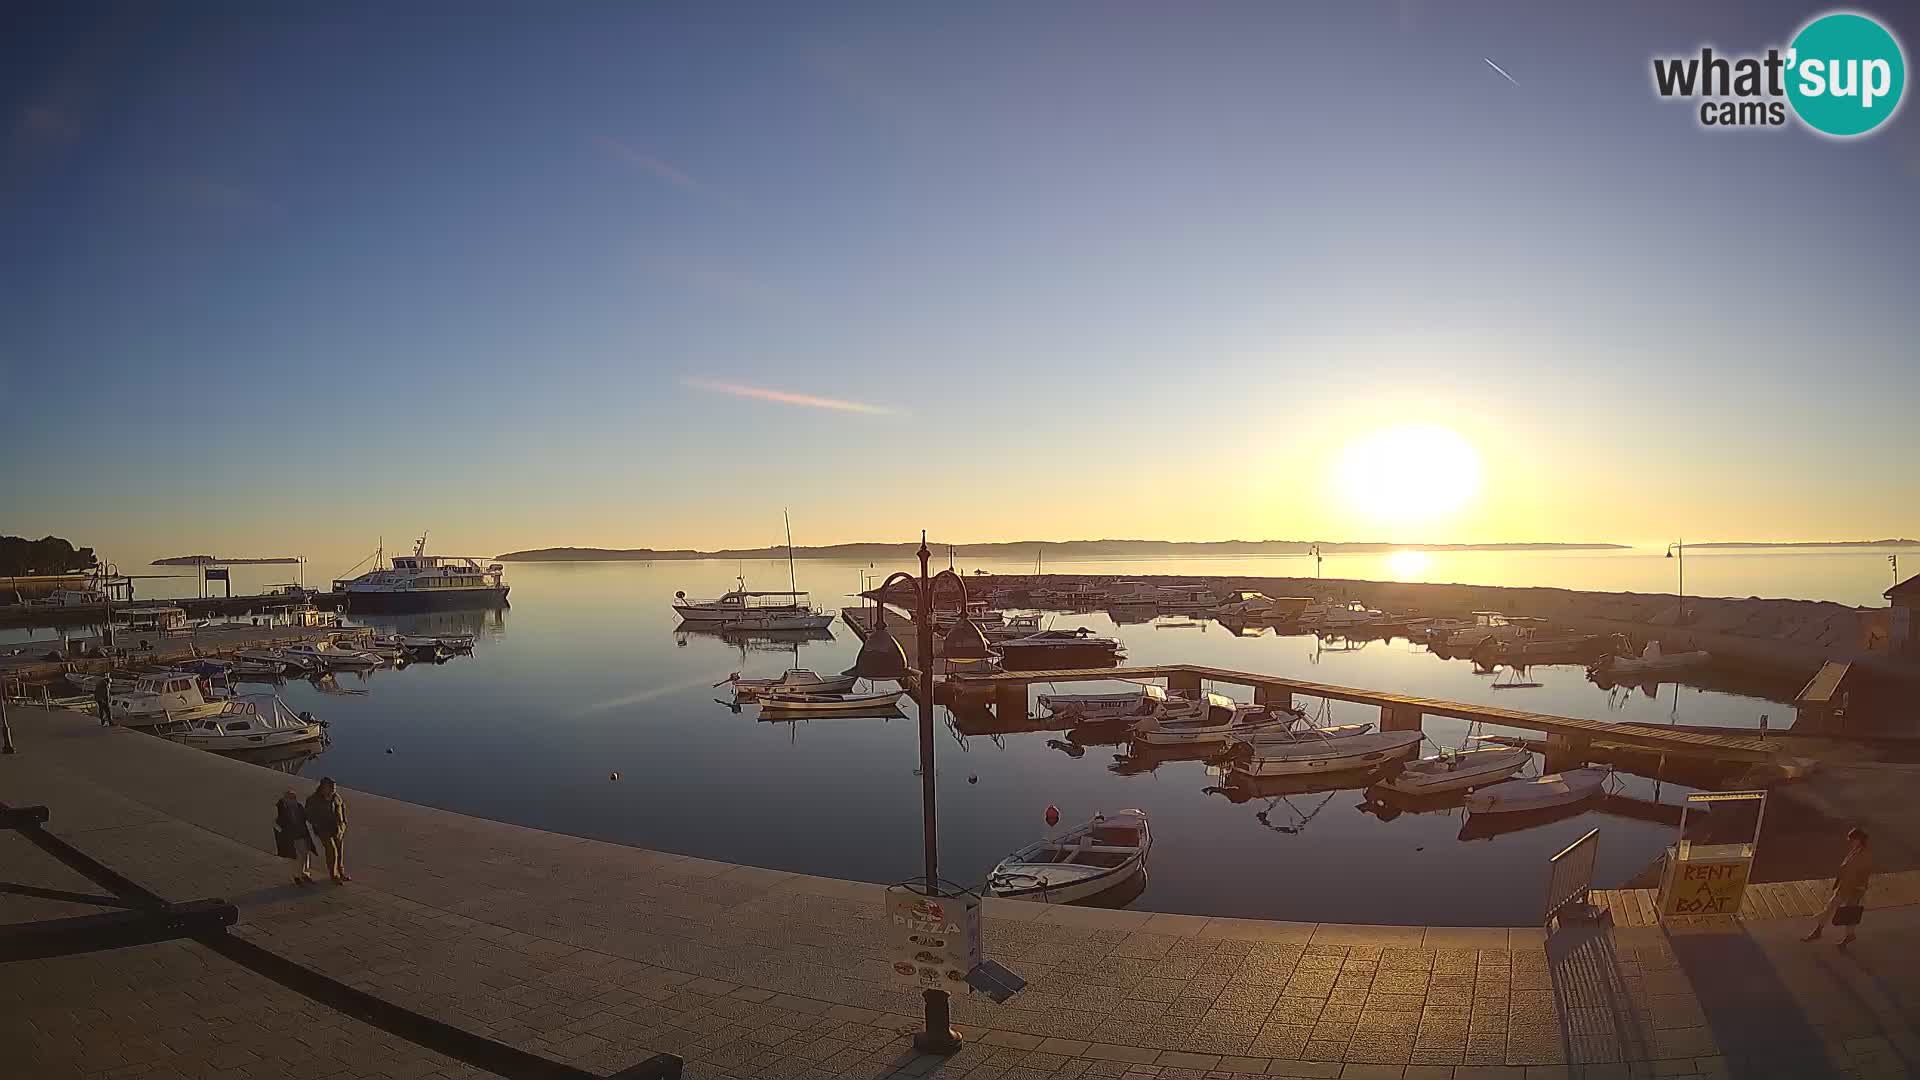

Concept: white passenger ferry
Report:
left=331, top=535, right=509, bottom=612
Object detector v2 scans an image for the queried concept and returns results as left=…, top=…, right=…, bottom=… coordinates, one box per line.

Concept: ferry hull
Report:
left=339, top=587, right=509, bottom=613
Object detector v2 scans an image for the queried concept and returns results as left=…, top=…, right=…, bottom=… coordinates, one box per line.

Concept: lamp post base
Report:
left=913, top=988, right=962, bottom=1055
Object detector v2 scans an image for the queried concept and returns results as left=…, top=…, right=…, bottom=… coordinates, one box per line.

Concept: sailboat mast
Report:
left=785, top=509, right=798, bottom=596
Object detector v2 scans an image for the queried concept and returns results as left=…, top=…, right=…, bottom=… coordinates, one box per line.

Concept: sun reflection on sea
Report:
left=1387, top=549, right=1428, bottom=579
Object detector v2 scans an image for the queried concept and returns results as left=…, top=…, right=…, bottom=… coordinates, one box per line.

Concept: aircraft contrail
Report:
left=1483, top=57, right=1520, bottom=86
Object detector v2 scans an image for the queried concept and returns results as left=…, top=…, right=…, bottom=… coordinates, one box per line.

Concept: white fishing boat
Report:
left=163, top=695, right=326, bottom=752
left=755, top=689, right=906, bottom=714
left=236, top=647, right=307, bottom=672
left=720, top=609, right=836, bottom=632
left=986, top=808, right=1150, bottom=904
left=1039, top=684, right=1166, bottom=721
left=1433, top=611, right=1542, bottom=650
left=1300, top=599, right=1384, bottom=631
left=932, top=601, right=1005, bottom=629
left=1130, top=695, right=1298, bottom=746
left=1592, top=641, right=1711, bottom=676
left=283, top=641, right=384, bottom=669
left=1226, top=721, right=1376, bottom=753
left=993, top=628, right=1124, bottom=662
left=107, top=671, right=232, bottom=727
left=1375, top=746, right=1532, bottom=796
left=1463, top=768, right=1608, bottom=814
left=1226, top=730, right=1423, bottom=777
left=725, top=668, right=857, bottom=698
left=983, top=614, right=1045, bottom=641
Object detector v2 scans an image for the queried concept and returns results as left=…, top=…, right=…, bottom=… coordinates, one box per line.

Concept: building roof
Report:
left=1889, top=573, right=1920, bottom=602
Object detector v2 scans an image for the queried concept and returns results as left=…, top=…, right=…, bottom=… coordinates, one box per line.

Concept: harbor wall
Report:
left=974, top=573, right=1908, bottom=680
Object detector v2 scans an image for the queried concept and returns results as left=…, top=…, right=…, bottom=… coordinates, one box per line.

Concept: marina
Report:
left=11, top=555, right=1910, bottom=928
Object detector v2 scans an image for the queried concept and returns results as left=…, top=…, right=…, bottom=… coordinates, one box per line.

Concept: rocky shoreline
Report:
left=980, top=572, right=1908, bottom=680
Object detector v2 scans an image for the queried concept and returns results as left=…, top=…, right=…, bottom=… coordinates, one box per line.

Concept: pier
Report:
left=959, top=663, right=1786, bottom=765
left=843, top=604, right=1787, bottom=767
left=0, top=590, right=347, bottom=630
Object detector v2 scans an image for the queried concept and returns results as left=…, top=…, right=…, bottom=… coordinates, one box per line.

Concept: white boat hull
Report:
left=1134, top=716, right=1296, bottom=746
left=1464, top=768, right=1608, bottom=814
left=169, top=724, right=327, bottom=751
left=1376, top=747, right=1532, bottom=796
left=757, top=690, right=905, bottom=713
left=1231, top=731, right=1423, bottom=777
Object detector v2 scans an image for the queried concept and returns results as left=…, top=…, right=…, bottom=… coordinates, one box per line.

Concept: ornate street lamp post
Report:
left=847, top=532, right=995, bottom=1055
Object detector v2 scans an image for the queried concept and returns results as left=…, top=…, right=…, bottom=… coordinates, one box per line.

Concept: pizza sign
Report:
left=884, top=888, right=982, bottom=989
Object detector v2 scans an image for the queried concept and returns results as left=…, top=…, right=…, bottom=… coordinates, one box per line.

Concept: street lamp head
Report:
left=1665, top=549, right=1674, bottom=559
left=941, top=617, right=996, bottom=662
left=849, top=617, right=911, bottom=680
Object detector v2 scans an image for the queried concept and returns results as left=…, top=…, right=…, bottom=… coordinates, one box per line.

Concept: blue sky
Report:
left=3, top=2, right=1916, bottom=565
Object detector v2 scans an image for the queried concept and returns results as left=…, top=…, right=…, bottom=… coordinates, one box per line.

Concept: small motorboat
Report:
left=283, top=642, right=384, bottom=669
left=1463, top=767, right=1608, bottom=814
left=1226, top=730, right=1423, bottom=777
left=237, top=647, right=311, bottom=672
left=402, top=636, right=450, bottom=658
left=1591, top=641, right=1711, bottom=677
left=107, top=671, right=233, bottom=727
left=1374, top=746, right=1531, bottom=796
left=1129, top=695, right=1297, bottom=746
left=162, top=694, right=327, bottom=752
left=755, top=689, right=906, bottom=714
left=987, top=808, right=1149, bottom=904
left=1039, top=684, right=1165, bottom=721
left=993, top=628, right=1124, bottom=664
left=1225, top=721, right=1376, bottom=755
left=720, top=610, right=836, bottom=632
left=725, top=668, right=857, bottom=699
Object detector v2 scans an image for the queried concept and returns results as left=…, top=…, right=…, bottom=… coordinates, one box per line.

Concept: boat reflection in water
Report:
left=757, top=703, right=905, bottom=725
left=220, top=736, right=332, bottom=775
left=1456, top=797, right=1598, bottom=842
left=1204, top=766, right=1388, bottom=803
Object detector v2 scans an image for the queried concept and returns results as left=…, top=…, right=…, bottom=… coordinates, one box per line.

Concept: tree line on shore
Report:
left=0, top=536, right=98, bottom=577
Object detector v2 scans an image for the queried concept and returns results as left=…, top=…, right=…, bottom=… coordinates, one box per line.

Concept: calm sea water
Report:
left=12, top=548, right=1879, bottom=925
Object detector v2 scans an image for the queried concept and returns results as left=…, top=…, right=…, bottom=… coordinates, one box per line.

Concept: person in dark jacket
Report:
left=274, top=789, right=315, bottom=885
left=306, top=777, right=350, bottom=884
left=95, top=678, right=112, bottom=726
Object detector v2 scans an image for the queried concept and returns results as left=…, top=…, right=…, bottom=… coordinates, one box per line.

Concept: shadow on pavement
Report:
left=1547, top=917, right=1652, bottom=1068
left=1669, top=927, right=1836, bottom=1078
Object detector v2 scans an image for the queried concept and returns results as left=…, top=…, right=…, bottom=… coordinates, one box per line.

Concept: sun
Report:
left=1334, top=424, right=1483, bottom=524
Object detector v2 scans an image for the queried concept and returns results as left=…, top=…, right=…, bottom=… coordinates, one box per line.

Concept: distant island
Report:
left=152, top=555, right=302, bottom=565
left=1684, top=540, right=1918, bottom=549
left=498, top=539, right=1631, bottom=562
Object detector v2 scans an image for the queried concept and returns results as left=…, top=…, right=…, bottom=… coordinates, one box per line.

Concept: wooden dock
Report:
left=843, top=604, right=1786, bottom=765
left=955, top=663, right=1785, bottom=764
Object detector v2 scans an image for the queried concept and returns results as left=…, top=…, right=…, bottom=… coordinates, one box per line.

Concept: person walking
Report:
left=274, top=789, right=315, bottom=886
left=1803, top=827, right=1872, bottom=947
left=95, top=677, right=112, bottom=726
left=306, top=777, right=350, bottom=884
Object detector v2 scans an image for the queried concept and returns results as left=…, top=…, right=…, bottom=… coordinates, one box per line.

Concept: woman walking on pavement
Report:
left=274, top=789, right=315, bottom=886
left=306, top=777, right=350, bottom=884
left=1803, top=826, right=1872, bottom=947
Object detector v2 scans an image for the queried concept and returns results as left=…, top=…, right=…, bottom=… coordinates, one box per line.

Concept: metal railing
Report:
left=1545, top=828, right=1600, bottom=925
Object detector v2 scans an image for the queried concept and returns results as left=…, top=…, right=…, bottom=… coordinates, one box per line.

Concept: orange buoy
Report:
left=1044, top=804, right=1059, bottom=827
